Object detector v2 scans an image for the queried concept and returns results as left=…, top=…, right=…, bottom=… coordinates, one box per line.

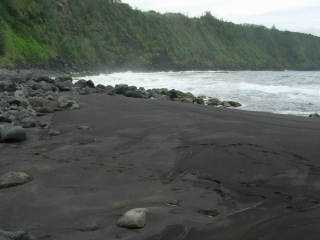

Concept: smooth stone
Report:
left=207, top=98, right=222, bottom=106
left=0, top=172, right=33, bottom=189
left=117, top=208, right=148, bottom=229
left=198, top=209, right=220, bottom=217
left=309, top=113, right=320, bottom=118
left=0, top=125, right=27, bottom=142
left=77, top=125, right=90, bottom=130
left=48, top=130, right=61, bottom=136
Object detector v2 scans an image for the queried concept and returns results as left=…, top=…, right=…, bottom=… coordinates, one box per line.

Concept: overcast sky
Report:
left=123, top=0, right=320, bottom=36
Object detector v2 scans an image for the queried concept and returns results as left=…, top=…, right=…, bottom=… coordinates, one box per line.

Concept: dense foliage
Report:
left=0, top=0, right=320, bottom=70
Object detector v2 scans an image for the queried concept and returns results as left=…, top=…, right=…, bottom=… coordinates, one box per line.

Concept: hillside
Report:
left=0, top=0, right=320, bottom=70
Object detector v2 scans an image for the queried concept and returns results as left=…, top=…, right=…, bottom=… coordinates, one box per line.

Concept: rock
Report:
left=198, top=209, right=220, bottom=217
left=86, top=80, right=95, bottom=88
left=207, top=98, right=222, bottom=106
left=20, top=118, right=37, bottom=128
left=28, top=97, right=58, bottom=113
left=0, top=172, right=33, bottom=189
left=48, top=129, right=61, bottom=136
left=221, top=101, right=231, bottom=108
left=0, top=125, right=27, bottom=142
left=34, top=76, right=55, bottom=84
left=77, top=125, right=90, bottom=130
left=74, top=80, right=97, bottom=95
left=57, top=96, right=80, bottom=110
left=117, top=208, right=148, bottom=229
left=193, top=96, right=205, bottom=105
left=0, top=114, right=12, bottom=123
left=146, top=88, right=169, bottom=99
left=228, top=101, right=242, bottom=107
left=113, top=85, right=148, bottom=98
left=309, top=113, right=320, bottom=118
left=0, top=80, right=17, bottom=92
left=55, top=77, right=73, bottom=91
left=222, top=101, right=241, bottom=108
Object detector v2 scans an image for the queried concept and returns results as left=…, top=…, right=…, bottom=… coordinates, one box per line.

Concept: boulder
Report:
left=34, top=76, right=55, bottom=84
left=96, top=84, right=107, bottom=93
left=207, top=98, right=222, bottom=106
left=221, top=101, right=231, bottom=107
left=57, top=96, right=80, bottom=110
left=28, top=97, right=58, bottom=113
left=228, top=101, right=242, bottom=107
left=117, top=208, right=148, bottom=229
left=193, top=96, right=205, bottom=105
left=113, top=85, right=148, bottom=98
left=0, top=172, right=33, bottom=189
left=55, top=77, right=73, bottom=91
left=0, top=125, right=27, bottom=142
left=48, top=129, right=61, bottom=136
left=20, top=117, right=37, bottom=128
left=309, top=113, right=320, bottom=118
left=0, top=80, right=17, bottom=92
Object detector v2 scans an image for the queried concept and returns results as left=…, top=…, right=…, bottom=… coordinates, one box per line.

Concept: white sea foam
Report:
left=79, top=71, right=320, bottom=116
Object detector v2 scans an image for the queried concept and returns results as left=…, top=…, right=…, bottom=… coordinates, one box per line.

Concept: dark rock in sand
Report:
left=193, top=96, right=205, bottom=105
left=20, top=117, right=37, bottom=128
left=77, top=125, right=90, bottom=130
left=0, top=172, right=32, bottom=189
left=48, top=129, right=61, bottom=136
left=309, top=113, right=320, bottom=118
left=207, top=98, right=222, bottom=106
left=117, top=208, right=148, bottom=229
left=57, top=96, right=80, bottom=110
left=28, top=97, right=58, bottom=113
left=198, top=209, right=220, bottom=217
left=74, top=79, right=98, bottom=95
left=0, top=125, right=26, bottom=142
left=113, top=84, right=148, bottom=98
left=222, top=100, right=242, bottom=108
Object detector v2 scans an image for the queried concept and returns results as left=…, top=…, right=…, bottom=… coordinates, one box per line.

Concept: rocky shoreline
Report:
left=0, top=73, right=242, bottom=142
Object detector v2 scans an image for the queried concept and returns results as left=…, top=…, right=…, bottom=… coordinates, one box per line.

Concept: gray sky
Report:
left=123, top=0, right=320, bottom=36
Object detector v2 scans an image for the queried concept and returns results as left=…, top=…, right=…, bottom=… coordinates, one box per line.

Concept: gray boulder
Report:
left=207, top=98, right=221, bottom=106
left=117, top=208, right=148, bottom=229
left=55, top=77, right=73, bottom=91
left=58, top=96, right=80, bottom=110
left=0, top=172, right=33, bottom=189
left=222, top=101, right=242, bottom=108
left=309, top=113, right=320, bottom=118
left=228, top=101, right=242, bottom=107
left=0, top=125, right=26, bottom=142
left=28, top=97, right=58, bottom=113
left=0, top=80, right=17, bottom=92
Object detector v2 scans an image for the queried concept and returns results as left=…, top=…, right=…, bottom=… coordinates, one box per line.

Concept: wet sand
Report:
left=0, top=93, right=320, bottom=240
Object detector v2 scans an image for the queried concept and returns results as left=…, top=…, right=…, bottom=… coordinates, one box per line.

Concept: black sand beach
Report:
left=1, top=91, right=320, bottom=239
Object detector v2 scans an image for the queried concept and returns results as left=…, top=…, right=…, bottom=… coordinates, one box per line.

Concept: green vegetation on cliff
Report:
left=0, top=0, right=320, bottom=70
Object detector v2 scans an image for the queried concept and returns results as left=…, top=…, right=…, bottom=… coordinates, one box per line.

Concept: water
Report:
left=81, top=71, right=320, bottom=116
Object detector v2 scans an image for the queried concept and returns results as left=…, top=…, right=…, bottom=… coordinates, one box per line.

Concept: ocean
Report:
left=82, top=71, right=320, bottom=116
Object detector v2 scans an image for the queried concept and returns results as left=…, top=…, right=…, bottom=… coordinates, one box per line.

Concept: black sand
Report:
left=1, top=93, right=320, bottom=239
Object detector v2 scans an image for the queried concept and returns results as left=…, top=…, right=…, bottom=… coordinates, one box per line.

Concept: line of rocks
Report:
left=75, top=80, right=242, bottom=107
left=0, top=75, right=80, bottom=142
